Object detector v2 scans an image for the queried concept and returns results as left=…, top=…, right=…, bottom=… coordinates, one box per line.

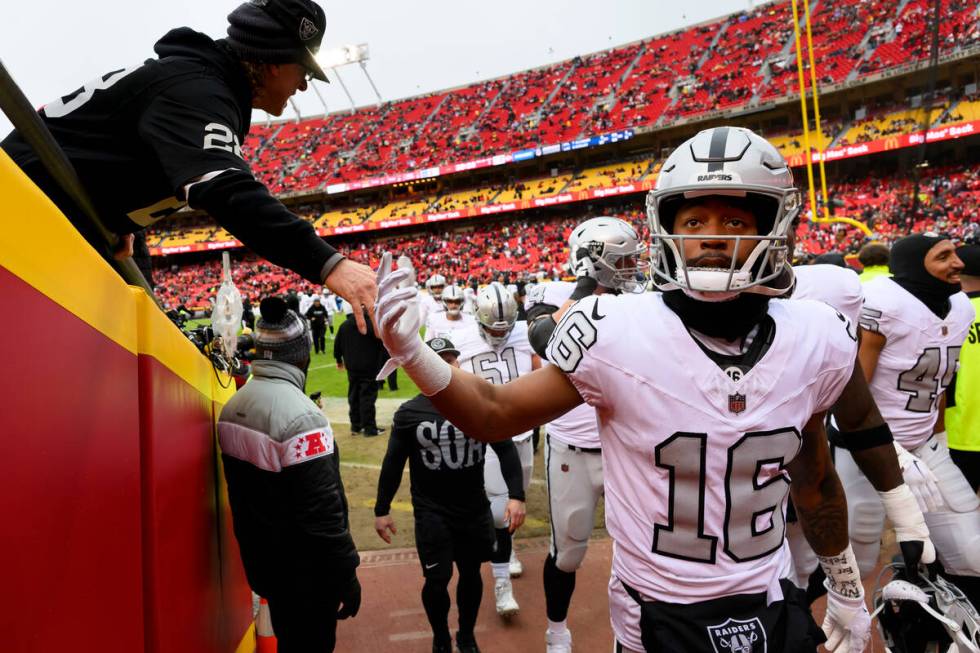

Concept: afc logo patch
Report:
left=707, top=617, right=766, bottom=653
left=728, top=392, right=746, bottom=414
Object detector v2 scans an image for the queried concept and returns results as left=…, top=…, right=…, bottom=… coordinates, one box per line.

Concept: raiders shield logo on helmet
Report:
left=706, top=617, right=766, bottom=653
left=728, top=392, right=746, bottom=414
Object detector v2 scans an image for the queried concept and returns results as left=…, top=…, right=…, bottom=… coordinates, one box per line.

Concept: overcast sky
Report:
left=1, top=0, right=752, bottom=134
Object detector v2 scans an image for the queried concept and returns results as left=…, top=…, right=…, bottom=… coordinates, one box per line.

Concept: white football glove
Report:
left=374, top=252, right=422, bottom=380
left=572, top=247, right=598, bottom=279
left=894, top=441, right=944, bottom=513
left=822, top=583, right=872, bottom=653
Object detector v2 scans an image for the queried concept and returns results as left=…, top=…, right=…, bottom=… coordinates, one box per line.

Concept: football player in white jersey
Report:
left=453, top=283, right=540, bottom=618
left=848, top=233, right=978, bottom=601
left=375, top=127, right=876, bottom=653
left=524, top=216, right=648, bottom=653
left=785, top=252, right=936, bottom=605
left=424, top=285, right=476, bottom=341
left=420, top=274, right=447, bottom=326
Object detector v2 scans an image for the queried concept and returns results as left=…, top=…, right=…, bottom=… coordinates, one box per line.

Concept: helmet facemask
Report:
left=475, top=284, right=517, bottom=348
left=647, top=189, right=799, bottom=301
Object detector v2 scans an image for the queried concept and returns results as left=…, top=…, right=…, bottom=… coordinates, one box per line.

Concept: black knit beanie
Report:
left=225, top=0, right=328, bottom=80
left=255, top=297, right=312, bottom=370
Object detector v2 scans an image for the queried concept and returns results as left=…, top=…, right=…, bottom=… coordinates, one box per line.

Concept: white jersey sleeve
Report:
left=547, top=293, right=855, bottom=604
left=861, top=278, right=974, bottom=448
left=525, top=281, right=598, bottom=448
left=525, top=280, right=575, bottom=311
left=791, top=264, right=864, bottom=328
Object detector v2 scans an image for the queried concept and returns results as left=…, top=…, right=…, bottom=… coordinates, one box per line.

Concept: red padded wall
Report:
left=0, top=266, right=144, bottom=651
left=139, top=356, right=223, bottom=653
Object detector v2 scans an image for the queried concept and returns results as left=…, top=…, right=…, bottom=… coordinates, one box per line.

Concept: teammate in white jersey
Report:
left=375, top=127, right=875, bottom=653
left=785, top=258, right=936, bottom=606
left=454, top=283, right=540, bottom=618
left=420, top=274, right=447, bottom=326
left=848, top=234, right=978, bottom=603
left=424, top=285, right=476, bottom=341
left=524, top=216, right=648, bottom=653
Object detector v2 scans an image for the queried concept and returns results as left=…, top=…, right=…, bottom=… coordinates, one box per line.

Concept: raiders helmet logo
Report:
left=706, top=617, right=766, bottom=653
left=728, top=393, right=746, bottom=414
left=299, top=17, right=319, bottom=41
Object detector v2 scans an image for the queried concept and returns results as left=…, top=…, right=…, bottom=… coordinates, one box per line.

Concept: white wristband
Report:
left=403, top=343, right=453, bottom=396
left=818, top=543, right=864, bottom=600
left=878, top=484, right=924, bottom=530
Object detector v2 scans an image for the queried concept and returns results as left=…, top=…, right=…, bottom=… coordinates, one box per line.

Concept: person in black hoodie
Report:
left=334, top=303, right=386, bottom=436
left=1, top=0, right=377, bottom=334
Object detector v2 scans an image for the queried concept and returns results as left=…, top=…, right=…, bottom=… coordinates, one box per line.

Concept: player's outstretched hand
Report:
left=893, top=442, right=943, bottom=513
left=504, top=499, right=526, bottom=534
left=374, top=252, right=422, bottom=380
left=375, top=515, right=397, bottom=544
left=821, top=583, right=872, bottom=652
left=324, top=258, right=378, bottom=335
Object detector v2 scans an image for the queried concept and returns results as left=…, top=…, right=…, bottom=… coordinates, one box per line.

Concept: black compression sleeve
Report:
left=188, top=169, right=342, bottom=284
left=828, top=422, right=894, bottom=451
left=490, top=440, right=525, bottom=502
left=525, top=302, right=559, bottom=323
left=375, top=426, right=411, bottom=516
left=570, top=276, right=599, bottom=300
left=528, top=315, right=557, bottom=359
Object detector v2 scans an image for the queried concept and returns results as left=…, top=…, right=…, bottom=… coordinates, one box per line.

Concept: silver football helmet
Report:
left=645, top=126, right=800, bottom=300
left=441, top=285, right=464, bottom=317
left=474, top=283, right=518, bottom=348
left=425, top=274, right=447, bottom=292
left=567, top=216, right=649, bottom=293
left=872, top=563, right=980, bottom=653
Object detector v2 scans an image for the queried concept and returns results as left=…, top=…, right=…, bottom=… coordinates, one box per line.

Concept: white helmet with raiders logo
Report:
left=871, top=563, right=980, bottom=652
left=645, top=126, right=800, bottom=299
left=567, top=216, right=649, bottom=293
left=425, top=274, right=447, bottom=292
left=474, top=283, right=518, bottom=348
left=441, top=285, right=464, bottom=317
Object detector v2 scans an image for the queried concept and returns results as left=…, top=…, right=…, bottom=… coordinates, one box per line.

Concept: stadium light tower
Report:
left=315, top=43, right=384, bottom=112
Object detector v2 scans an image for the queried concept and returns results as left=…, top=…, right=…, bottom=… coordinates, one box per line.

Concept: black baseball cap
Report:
left=957, top=245, right=980, bottom=276
left=427, top=337, right=460, bottom=358
left=226, top=0, right=329, bottom=82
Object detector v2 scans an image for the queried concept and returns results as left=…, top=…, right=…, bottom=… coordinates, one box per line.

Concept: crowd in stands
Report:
left=234, top=0, right=978, bottom=195
left=153, top=161, right=980, bottom=311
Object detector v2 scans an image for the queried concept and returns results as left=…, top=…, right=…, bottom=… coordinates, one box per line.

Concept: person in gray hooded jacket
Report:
left=218, top=296, right=360, bottom=652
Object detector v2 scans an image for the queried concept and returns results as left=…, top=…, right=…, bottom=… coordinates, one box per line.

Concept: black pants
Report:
left=347, top=373, right=378, bottom=433
left=950, top=448, right=980, bottom=494
left=312, top=326, right=326, bottom=354
left=266, top=588, right=341, bottom=652
left=623, top=578, right=824, bottom=652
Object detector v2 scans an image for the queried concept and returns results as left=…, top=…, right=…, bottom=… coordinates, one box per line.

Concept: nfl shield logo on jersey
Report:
left=707, top=617, right=766, bottom=653
left=728, top=392, right=746, bottom=414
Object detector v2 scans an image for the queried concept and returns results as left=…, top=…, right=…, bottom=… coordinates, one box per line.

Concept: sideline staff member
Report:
left=1, top=0, right=376, bottom=332
left=375, top=338, right=526, bottom=653
left=218, top=297, right=360, bottom=652
left=947, top=245, right=980, bottom=491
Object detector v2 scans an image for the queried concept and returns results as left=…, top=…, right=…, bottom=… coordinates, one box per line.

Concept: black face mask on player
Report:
left=662, top=289, right=771, bottom=342
left=889, top=233, right=961, bottom=319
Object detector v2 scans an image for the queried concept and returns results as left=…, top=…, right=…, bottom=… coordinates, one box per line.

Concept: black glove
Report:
left=336, top=575, right=361, bottom=619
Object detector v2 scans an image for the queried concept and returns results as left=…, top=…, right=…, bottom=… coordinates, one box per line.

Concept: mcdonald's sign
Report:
left=884, top=136, right=900, bottom=151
